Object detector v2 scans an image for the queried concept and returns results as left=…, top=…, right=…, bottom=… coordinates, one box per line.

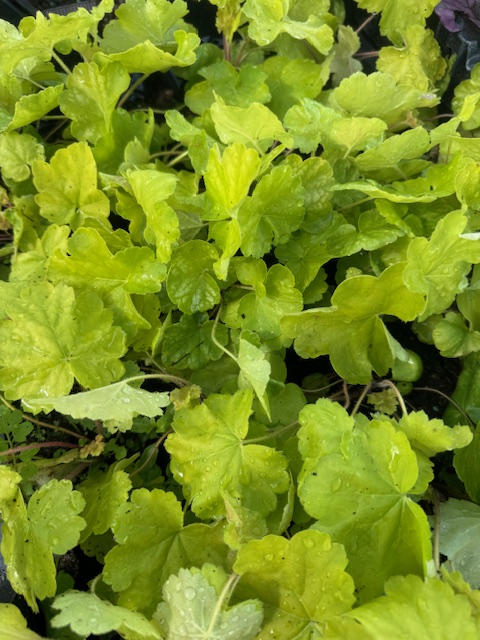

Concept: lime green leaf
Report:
left=377, top=26, right=446, bottom=91
left=102, top=488, right=230, bottom=614
left=33, top=141, right=110, bottom=227
left=452, top=66, right=480, bottom=131
left=243, top=0, right=334, bottom=55
left=396, top=411, right=472, bottom=458
left=185, top=61, right=270, bottom=115
left=101, top=0, right=189, bottom=53
left=297, top=399, right=431, bottom=602
left=0, top=282, right=126, bottom=400
left=166, top=239, right=220, bottom=313
left=58, top=61, right=130, bottom=144
left=238, top=164, right=304, bottom=258
left=126, top=168, right=179, bottom=263
left=455, top=157, right=480, bottom=211
left=282, top=263, right=424, bottom=383
left=23, top=379, right=169, bottom=433
left=234, top=530, right=355, bottom=638
left=261, top=56, right=328, bottom=119
left=432, top=312, right=480, bottom=357
left=51, top=591, right=162, bottom=640
left=156, top=567, right=263, bottom=640
left=0, top=604, right=47, bottom=640
left=98, top=30, right=199, bottom=74
left=204, top=143, right=260, bottom=220
left=48, top=227, right=165, bottom=337
left=330, top=24, right=363, bottom=85
left=76, top=464, right=132, bottom=542
left=328, top=116, right=387, bottom=156
left=236, top=264, right=303, bottom=340
left=166, top=389, right=290, bottom=523
left=0, top=475, right=85, bottom=612
left=404, top=210, right=480, bottom=321
left=338, top=574, right=478, bottom=639
left=4, top=85, right=63, bottom=133
left=162, top=312, right=228, bottom=370
left=0, top=131, right=45, bottom=182
left=165, top=110, right=215, bottom=173
left=284, top=100, right=341, bottom=154
left=355, top=127, right=430, bottom=182
left=356, top=0, right=438, bottom=45
left=210, top=99, right=293, bottom=153
left=438, top=499, right=480, bottom=589
left=454, top=419, right=480, bottom=503
left=326, top=209, right=401, bottom=256
left=331, top=71, right=429, bottom=125
left=330, top=178, right=436, bottom=203
left=237, top=331, right=271, bottom=417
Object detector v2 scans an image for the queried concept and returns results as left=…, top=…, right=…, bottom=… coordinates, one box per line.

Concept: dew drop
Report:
left=120, top=397, right=130, bottom=404
left=184, top=586, right=197, bottom=601
left=302, top=536, right=314, bottom=549
left=330, top=477, right=342, bottom=492
left=264, top=553, right=274, bottom=561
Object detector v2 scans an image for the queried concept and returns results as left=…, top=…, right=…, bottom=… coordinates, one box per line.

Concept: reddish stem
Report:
left=0, top=441, right=81, bottom=457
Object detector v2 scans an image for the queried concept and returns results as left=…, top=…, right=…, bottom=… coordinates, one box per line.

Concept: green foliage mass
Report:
left=1, top=0, right=480, bottom=637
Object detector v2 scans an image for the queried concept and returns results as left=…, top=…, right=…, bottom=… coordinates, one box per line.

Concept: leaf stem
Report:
left=0, top=441, right=81, bottom=457
left=355, top=12, right=378, bottom=35
left=378, top=380, right=408, bottom=416
left=0, top=394, right=88, bottom=441
left=244, top=421, right=298, bottom=444
left=117, top=73, right=150, bottom=109
left=129, top=430, right=172, bottom=479
left=351, top=383, right=371, bottom=417
left=167, top=150, right=190, bottom=168
left=413, top=387, right=474, bottom=426
left=205, top=573, right=241, bottom=637
left=51, top=51, right=72, bottom=75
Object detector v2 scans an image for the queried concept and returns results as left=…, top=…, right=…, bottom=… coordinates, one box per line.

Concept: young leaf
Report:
left=48, top=227, right=166, bottom=337
left=332, top=574, right=478, bottom=639
left=0, top=282, right=126, bottom=400
left=155, top=567, right=263, bottom=640
left=23, top=380, right=169, bottom=433
left=58, top=61, right=130, bottom=144
left=32, top=141, right=110, bottom=227
left=210, top=99, right=293, bottom=153
left=236, top=331, right=271, bottom=417
left=234, top=530, right=355, bottom=638
left=282, top=263, right=424, bottom=384
left=395, top=411, right=472, bottom=458
left=376, top=25, right=446, bottom=91
left=165, top=389, right=290, bottom=523
left=102, top=488, right=230, bottom=614
left=356, top=0, right=439, bottom=46
left=0, top=131, right=45, bottom=182
left=0, top=470, right=85, bottom=612
left=243, top=0, right=334, bottom=55
left=403, top=210, right=480, bottom=321
left=237, top=164, right=305, bottom=258
left=297, top=399, right=432, bottom=602
left=51, top=591, right=162, bottom=640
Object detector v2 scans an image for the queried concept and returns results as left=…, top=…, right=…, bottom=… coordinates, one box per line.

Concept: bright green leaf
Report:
left=0, top=604, right=47, bottom=640
left=0, top=131, right=45, bottom=182
left=102, top=488, right=230, bottom=614
left=356, top=0, right=438, bottom=45
left=0, top=282, right=126, bottom=400
left=0, top=475, right=85, bottom=612
left=166, top=389, right=290, bottom=523
left=404, top=210, right=480, bottom=321
left=210, top=98, right=293, bottom=153
left=432, top=312, right=480, bottom=358
left=234, top=530, right=355, bottom=638
left=336, top=574, right=478, bottom=639
left=166, top=240, right=220, bottom=313
left=396, top=411, right=472, bottom=458
left=282, top=263, right=424, bottom=383
left=33, top=141, right=110, bottom=227
left=297, top=399, right=431, bottom=601
left=58, top=61, right=130, bottom=144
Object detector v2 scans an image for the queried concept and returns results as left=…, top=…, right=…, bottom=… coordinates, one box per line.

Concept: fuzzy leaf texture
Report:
left=155, top=567, right=263, bottom=640
left=24, top=380, right=169, bottom=432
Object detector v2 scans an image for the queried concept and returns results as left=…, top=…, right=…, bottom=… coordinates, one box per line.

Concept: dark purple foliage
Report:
left=435, top=0, right=480, bottom=32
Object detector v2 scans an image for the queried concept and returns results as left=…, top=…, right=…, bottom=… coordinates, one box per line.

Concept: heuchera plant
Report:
left=2, top=0, right=480, bottom=637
